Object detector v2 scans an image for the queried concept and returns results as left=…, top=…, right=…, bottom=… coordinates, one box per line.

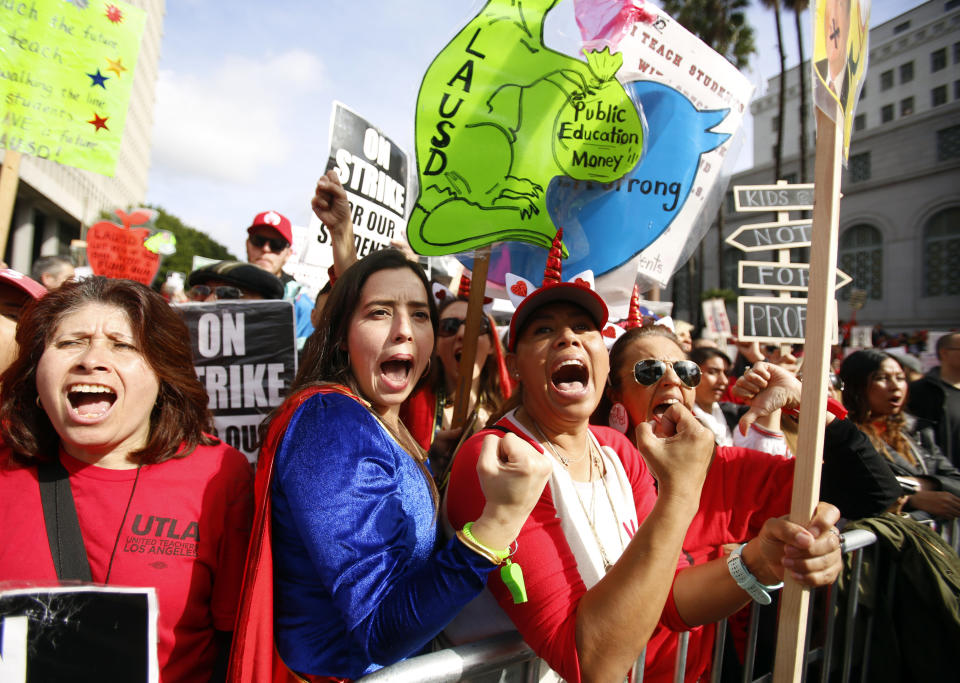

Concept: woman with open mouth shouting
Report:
left=839, top=349, right=960, bottom=524
left=229, top=248, right=551, bottom=682
left=444, top=232, right=845, bottom=683
left=0, top=277, right=254, bottom=683
left=400, top=274, right=512, bottom=490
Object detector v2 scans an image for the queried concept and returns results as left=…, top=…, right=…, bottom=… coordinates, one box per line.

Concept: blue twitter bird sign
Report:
left=464, top=1, right=754, bottom=303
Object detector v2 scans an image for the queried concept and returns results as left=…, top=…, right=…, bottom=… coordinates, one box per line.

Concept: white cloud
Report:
left=150, top=50, right=325, bottom=184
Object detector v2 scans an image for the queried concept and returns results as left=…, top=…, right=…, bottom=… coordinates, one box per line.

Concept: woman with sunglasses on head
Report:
left=603, top=325, right=901, bottom=681
left=229, top=249, right=551, bottom=682
left=839, top=349, right=960, bottom=524
left=444, top=233, right=844, bottom=683
left=400, top=276, right=512, bottom=486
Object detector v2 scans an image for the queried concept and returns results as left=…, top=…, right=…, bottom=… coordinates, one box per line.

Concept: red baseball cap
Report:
left=0, top=268, right=47, bottom=301
left=247, top=210, right=292, bottom=244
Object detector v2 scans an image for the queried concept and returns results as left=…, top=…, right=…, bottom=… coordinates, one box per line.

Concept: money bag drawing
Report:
left=467, top=80, right=731, bottom=286
left=408, top=0, right=646, bottom=256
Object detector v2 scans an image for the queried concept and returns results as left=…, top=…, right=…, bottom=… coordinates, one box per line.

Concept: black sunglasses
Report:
left=189, top=285, right=243, bottom=301
left=633, top=359, right=702, bottom=388
left=438, top=316, right=491, bottom=338
left=248, top=234, right=289, bottom=252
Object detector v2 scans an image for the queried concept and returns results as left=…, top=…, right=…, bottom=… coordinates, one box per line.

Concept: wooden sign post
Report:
left=451, top=247, right=492, bottom=430
left=0, top=150, right=22, bottom=259
left=771, top=107, right=845, bottom=683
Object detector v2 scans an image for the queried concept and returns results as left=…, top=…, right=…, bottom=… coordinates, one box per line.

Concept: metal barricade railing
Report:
left=358, top=530, right=879, bottom=683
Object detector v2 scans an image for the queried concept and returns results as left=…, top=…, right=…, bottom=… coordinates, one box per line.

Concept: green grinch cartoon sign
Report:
left=408, top=0, right=645, bottom=256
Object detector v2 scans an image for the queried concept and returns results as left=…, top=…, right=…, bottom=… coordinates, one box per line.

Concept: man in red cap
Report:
left=245, top=209, right=316, bottom=349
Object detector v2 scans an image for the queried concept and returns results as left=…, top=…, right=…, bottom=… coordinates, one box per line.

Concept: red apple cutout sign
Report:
left=87, top=209, right=161, bottom=285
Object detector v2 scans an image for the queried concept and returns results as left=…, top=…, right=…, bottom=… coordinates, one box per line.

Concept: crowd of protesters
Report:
left=0, top=172, right=957, bottom=683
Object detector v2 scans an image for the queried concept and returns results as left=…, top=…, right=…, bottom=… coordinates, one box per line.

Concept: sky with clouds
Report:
left=144, top=0, right=923, bottom=260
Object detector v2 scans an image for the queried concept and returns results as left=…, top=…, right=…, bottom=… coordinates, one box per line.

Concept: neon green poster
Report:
left=0, top=0, right=146, bottom=176
left=408, top=0, right=646, bottom=256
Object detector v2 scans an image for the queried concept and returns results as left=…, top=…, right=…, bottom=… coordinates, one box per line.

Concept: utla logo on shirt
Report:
left=123, top=514, right=199, bottom=558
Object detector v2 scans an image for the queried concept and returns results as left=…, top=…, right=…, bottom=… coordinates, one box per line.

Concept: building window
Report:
left=955, top=41, right=960, bottom=64
left=849, top=152, right=871, bottom=182
left=880, top=70, right=894, bottom=90
left=923, top=208, right=960, bottom=297
left=893, top=21, right=911, bottom=34
left=854, top=113, right=866, bottom=131
left=931, top=48, right=947, bottom=72
left=938, top=124, right=960, bottom=161
left=860, top=83, right=867, bottom=99
left=932, top=85, right=948, bottom=107
left=948, top=0, right=960, bottom=10
left=955, top=80, right=960, bottom=101
left=881, top=104, right=894, bottom=123
left=900, top=97, right=914, bottom=116
left=771, top=115, right=779, bottom=132
left=900, top=61, right=914, bottom=83
left=721, top=248, right=740, bottom=292
left=839, top=224, right=882, bottom=300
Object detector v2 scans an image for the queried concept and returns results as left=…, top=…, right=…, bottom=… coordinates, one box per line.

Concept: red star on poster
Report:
left=88, top=113, right=109, bottom=131
left=105, top=4, right=123, bottom=23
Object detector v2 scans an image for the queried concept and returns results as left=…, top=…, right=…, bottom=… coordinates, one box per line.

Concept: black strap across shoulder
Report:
left=38, top=459, right=92, bottom=582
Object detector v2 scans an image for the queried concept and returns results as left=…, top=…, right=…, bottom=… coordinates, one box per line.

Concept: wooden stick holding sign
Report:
left=772, top=106, right=844, bottom=683
left=0, top=151, right=22, bottom=258
left=451, top=247, right=492, bottom=430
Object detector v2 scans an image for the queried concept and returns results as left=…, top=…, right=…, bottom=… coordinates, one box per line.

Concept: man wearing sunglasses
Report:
left=245, top=210, right=316, bottom=349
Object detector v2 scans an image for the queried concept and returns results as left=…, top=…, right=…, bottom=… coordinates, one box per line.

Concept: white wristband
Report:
left=726, top=543, right=783, bottom=605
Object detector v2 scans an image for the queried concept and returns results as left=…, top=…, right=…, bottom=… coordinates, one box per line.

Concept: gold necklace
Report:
left=528, top=419, right=588, bottom=468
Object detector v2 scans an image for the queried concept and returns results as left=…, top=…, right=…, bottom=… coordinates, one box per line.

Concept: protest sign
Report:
left=291, top=102, right=411, bottom=292
left=738, top=261, right=851, bottom=292
left=460, top=1, right=753, bottom=302
left=176, top=300, right=297, bottom=464
left=701, top=297, right=732, bottom=341
left=812, top=0, right=869, bottom=161
left=0, top=585, right=158, bottom=683
left=0, top=0, right=146, bottom=176
left=408, top=0, right=644, bottom=258
left=86, top=208, right=161, bottom=285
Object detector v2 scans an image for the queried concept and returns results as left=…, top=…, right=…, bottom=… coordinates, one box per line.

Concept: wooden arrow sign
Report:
left=726, top=220, right=813, bottom=252
left=733, top=183, right=815, bottom=212
left=739, top=261, right=852, bottom=291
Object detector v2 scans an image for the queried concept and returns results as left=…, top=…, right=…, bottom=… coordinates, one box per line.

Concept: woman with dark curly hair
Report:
left=0, top=276, right=253, bottom=683
left=840, top=348, right=960, bottom=522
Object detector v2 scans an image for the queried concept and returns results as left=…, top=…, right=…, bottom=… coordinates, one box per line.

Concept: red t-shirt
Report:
left=447, top=417, right=794, bottom=683
left=643, top=446, right=794, bottom=683
left=447, top=417, right=691, bottom=683
left=0, top=440, right=254, bottom=683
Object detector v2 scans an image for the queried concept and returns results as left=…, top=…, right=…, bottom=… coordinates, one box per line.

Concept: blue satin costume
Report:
left=270, top=392, right=496, bottom=678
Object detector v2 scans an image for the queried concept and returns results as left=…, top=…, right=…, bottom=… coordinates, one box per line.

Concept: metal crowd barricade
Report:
left=358, top=530, right=878, bottom=683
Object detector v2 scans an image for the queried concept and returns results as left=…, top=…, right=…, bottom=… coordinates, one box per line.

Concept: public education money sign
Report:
left=0, top=0, right=146, bottom=175
left=177, top=300, right=297, bottom=465
left=408, top=0, right=645, bottom=257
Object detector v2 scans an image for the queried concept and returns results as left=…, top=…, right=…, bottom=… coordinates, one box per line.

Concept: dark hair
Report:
left=689, top=346, right=732, bottom=368
left=434, top=296, right=506, bottom=416
left=590, top=325, right=682, bottom=429
left=607, top=325, right=681, bottom=391
left=838, top=349, right=913, bottom=464
left=0, top=277, right=215, bottom=464
left=295, top=249, right=438, bottom=395
left=937, top=332, right=959, bottom=360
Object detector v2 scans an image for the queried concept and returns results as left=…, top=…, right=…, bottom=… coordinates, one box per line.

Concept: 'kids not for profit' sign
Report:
left=177, top=300, right=297, bottom=464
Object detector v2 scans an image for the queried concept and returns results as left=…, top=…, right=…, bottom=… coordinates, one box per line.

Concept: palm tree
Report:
left=759, top=0, right=788, bottom=181
left=661, top=0, right=756, bottom=325
left=785, top=0, right=810, bottom=182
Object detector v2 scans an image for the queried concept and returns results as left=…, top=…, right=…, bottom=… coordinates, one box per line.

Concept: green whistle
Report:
left=501, top=559, right=527, bottom=604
